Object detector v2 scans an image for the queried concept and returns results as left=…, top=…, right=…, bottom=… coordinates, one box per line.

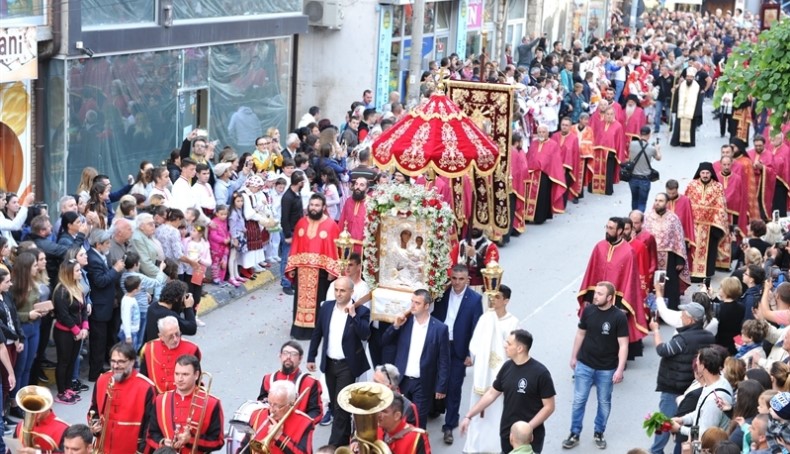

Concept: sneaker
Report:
left=594, top=432, right=606, bottom=449
left=196, top=317, right=206, bottom=327
left=71, top=380, right=90, bottom=393
left=65, top=389, right=81, bottom=401
left=8, top=407, right=24, bottom=419
left=562, top=433, right=580, bottom=449
left=37, top=372, right=49, bottom=384
left=282, top=287, right=295, bottom=296
left=319, top=409, right=333, bottom=426
left=3, top=423, right=14, bottom=436
left=55, top=392, right=76, bottom=405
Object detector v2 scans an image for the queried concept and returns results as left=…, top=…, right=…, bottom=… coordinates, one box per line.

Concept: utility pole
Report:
left=407, top=0, right=425, bottom=107
left=629, top=0, right=639, bottom=38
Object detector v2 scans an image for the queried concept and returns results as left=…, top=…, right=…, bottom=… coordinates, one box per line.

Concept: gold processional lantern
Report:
left=480, top=260, right=504, bottom=308
left=335, top=222, right=354, bottom=274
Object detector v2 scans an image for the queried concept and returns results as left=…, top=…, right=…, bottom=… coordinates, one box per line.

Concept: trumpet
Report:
left=248, top=388, right=310, bottom=454
left=16, top=386, right=53, bottom=449
left=88, top=377, right=115, bottom=454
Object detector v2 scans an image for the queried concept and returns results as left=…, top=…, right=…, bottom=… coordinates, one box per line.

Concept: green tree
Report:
left=715, top=20, right=790, bottom=133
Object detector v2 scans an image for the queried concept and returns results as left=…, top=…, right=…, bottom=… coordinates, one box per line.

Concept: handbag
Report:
left=621, top=141, right=660, bottom=182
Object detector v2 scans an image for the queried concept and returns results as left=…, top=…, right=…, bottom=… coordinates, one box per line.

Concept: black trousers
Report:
left=53, top=329, right=80, bottom=394
left=665, top=252, right=684, bottom=311
left=326, top=359, right=354, bottom=447
left=30, top=313, right=55, bottom=381
left=88, top=318, right=112, bottom=380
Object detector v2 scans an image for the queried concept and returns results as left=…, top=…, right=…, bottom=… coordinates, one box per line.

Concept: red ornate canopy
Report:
left=371, top=95, right=500, bottom=177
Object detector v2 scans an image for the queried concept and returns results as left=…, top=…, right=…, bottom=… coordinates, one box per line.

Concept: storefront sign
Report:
left=0, top=27, right=38, bottom=83
left=402, top=36, right=435, bottom=60
left=467, top=0, right=484, bottom=29
left=456, top=0, right=468, bottom=58
left=376, top=5, right=394, bottom=111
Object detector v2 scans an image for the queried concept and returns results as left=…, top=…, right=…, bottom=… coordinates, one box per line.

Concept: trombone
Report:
left=247, top=388, right=310, bottom=454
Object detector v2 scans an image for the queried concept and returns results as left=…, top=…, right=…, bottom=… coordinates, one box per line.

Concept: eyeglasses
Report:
left=377, top=365, right=393, bottom=386
left=110, top=359, right=131, bottom=365
left=280, top=350, right=300, bottom=358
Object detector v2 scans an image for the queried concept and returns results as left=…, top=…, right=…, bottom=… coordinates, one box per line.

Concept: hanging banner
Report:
left=456, top=0, right=468, bottom=58
left=0, top=27, right=38, bottom=83
left=376, top=5, right=394, bottom=111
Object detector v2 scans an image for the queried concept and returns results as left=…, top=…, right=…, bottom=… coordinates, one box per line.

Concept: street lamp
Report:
left=335, top=222, right=354, bottom=274
left=480, top=260, right=504, bottom=309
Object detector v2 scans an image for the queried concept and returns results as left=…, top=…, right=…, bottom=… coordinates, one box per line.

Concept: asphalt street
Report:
left=33, top=100, right=728, bottom=453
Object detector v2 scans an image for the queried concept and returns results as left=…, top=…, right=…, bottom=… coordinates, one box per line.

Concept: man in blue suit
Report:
left=432, top=265, right=483, bottom=444
left=307, top=277, right=371, bottom=446
left=85, top=229, right=125, bottom=381
left=383, top=288, right=450, bottom=430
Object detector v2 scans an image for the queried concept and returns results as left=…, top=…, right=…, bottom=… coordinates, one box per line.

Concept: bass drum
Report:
left=227, top=400, right=267, bottom=454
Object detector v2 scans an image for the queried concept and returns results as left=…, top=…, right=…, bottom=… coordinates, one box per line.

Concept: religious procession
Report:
left=3, top=2, right=790, bottom=454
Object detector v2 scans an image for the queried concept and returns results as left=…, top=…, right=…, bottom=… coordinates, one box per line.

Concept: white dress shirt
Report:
left=445, top=287, right=465, bottom=341
left=192, top=182, right=217, bottom=212
left=404, top=317, right=429, bottom=378
left=326, top=303, right=347, bottom=360
left=171, top=177, right=196, bottom=212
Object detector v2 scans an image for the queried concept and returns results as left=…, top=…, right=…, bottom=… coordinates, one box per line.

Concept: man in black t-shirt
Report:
left=563, top=281, right=629, bottom=450
left=459, top=329, right=556, bottom=453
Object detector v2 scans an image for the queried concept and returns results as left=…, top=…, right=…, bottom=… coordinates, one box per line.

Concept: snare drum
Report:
left=227, top=400, right=266, bottom=454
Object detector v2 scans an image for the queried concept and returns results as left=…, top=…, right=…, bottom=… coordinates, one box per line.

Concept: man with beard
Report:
left=623, top=95, right=647, bottom=141
left=574, top=113, right=594, bottom=198
left=338, top=177, right=369, bottom=255
left=577, top=217, right=647, bottom=360
left=749, top=135, right=781, bottom=220
left=686, top=163, right=730, bottom=284
left=146, top=355, right=225, bottom=453
left=286, top=194, right=341, bottom=340
left=665, top=179, right=696, bottom=258
left=450, top=229, right=500, bottom=288
left=623, top=217, right=651, bottom=306
left=589, top=107, right=626, bottom=195
left=769, top=132, right=790, bottom=217
left=714, top=148, right=749, bottom=234
left=604, top=86, right=625, bottom=125
left=732, top=138, right=759, bottom=221
left=524, top=125, right=567, bottom=223
left=670, top=67, right=704, bottom=147
left=258, top=340, right=323, bottom=425
left=140, top=316, right=202, bottom=394
left=88, top=342, right=155, bottom=453
left=644, top=193, right=691, bottom=310
left=552, top=117, right=582, bottom=205
left=629, top=210, right=658, bottom=294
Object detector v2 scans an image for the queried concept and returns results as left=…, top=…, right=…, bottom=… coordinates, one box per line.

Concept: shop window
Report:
left=82, top=0, right=155, bottom=27
left=393, top=6, right=404, bottom=38
left=424, top=2, right=435, bottom=33
left=1, top=0, right=45, bottom=22
left=508, top=0, right=526, bottom=20
left=484, top=0, right=495, bottom=24
left=174, top=0, right=300, bottom=20
left=436, top=1, right=451, bottom=30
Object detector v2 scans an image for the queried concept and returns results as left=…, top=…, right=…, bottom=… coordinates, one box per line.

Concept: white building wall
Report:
left=295, top=0, right=381, bottom=126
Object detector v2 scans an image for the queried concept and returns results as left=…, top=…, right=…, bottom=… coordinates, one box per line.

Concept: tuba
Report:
left=334, top=383, right=393, bottom=454
left=16, top=386, right=53, bottom=449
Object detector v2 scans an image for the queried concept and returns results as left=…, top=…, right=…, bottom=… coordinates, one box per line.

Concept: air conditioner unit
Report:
left=304, top=0, right=344, bottom=29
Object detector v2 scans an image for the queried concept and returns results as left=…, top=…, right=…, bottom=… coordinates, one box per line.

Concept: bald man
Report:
left=509, top=421, right=535, bottom=454
left=307, top=276, right=371, bottom=446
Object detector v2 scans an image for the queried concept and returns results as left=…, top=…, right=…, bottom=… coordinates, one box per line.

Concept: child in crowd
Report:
left=183, top=224, right=211, bottom=326
left=208, top=205, right=231, bottom=286
left=228, top=192, right=248, bottom=284
left=265, top=177, right=287, bottom=264
left=736, top=319, right=770, bottom=367
left=119, top=275, right=142, bottom=350
left=121, top=251, right=165, bottom=349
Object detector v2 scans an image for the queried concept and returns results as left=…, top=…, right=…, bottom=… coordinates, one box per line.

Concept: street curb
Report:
left=197, top=270, right=277, bottom=316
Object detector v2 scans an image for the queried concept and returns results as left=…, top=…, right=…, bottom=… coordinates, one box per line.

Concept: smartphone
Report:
left=774, top=210, right=781, bottom=223
left=690, top=425, right=700, bottom=441
left=659, top=272, right=666, bottom=284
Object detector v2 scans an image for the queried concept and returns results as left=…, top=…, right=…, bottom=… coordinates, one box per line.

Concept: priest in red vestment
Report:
left=665, top=178, right=696, bottom=255
left=450, top=176, right=474, bottom=241
left=90, top=343, right=156, bottom=454
left=605, top=86, right=626, bottom=125
left=140, top=316, right=202, bottom=394
left=769, top=132, right=790, bottom=216
left=749, top=135, right=779, bottom=220
left=338, top=177, right=369, bottom=255
left=575, top=113, right=595, bottom=193
left=629, top=210, right=658, bottom=293
left=644, top=194, right=692, bottom=310
left=286, top=194, right=341, bottom=340
left=686, top=162, right=730, bottom=283
left=577, top=217, right=648, bottom=357
left=525, top=125, right=567, bottom=224
left=450, top=229, right=500, bottom=287
left=623, top=95, right=648, bottom=141
left=510, top=134, right=529, bottom=234
left=714, top=155, right=749, bottom=234
left=552, top=117, right=582, bottom=204
left=624, top=218, right=651, bottom=304
left=732, top=138, right=759, bottom=222
left=588, top=107, right=625, bottom=195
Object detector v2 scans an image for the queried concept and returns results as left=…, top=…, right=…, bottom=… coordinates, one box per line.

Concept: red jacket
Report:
left=249, top=407, right=314, bottom=454
left=89, top=370, right=156, bottom=454
left=377, top=419, right=431, bottom=454
left=146, top=389, right=225, bottom=453
left=140, top=339, right=202, bottom=394
left=258, top=369, right=323, bottom=425
left=15, top=410, right=69, bottom=452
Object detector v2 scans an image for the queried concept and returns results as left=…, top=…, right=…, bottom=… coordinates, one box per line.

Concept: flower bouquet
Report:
left=643, top=412, right=672, bottom=437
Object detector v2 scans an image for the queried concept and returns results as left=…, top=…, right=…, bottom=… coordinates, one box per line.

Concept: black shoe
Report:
left=319, top=410, right=333, bottom=426
left=443, top=429, right=454, bottom=445
left=8, top=407, right=24, bottom=419
left=71, top=380, right=90, bottom=393
left=3, top=417, right=15, bottom=427
left=282, top=287, right=295, bottom=296
left=37, top=372, right=49, bottom=383
left=40, top=359, right=57, bottom=368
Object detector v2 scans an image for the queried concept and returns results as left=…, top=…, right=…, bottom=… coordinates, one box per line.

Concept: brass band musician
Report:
left=258, top=341, right=323, bottom=426
left=88, top=342, right=156, bottom=453
left=146, top=354, right=224, bottom=453
left=14, top=406, right=69, bottom=453
left=140, top=316, right=202, bottom=394
left=248, top=380, right=314, bottom=454
left=376, top=394, right=429, bottom=454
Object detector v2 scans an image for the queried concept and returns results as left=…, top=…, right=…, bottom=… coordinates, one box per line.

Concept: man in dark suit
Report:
left=432, top=265, right=483, bottom=444
left=85, top=229, right=125, bottom=381
left=383, top=289, right=450, bottom=430
left=307, top=277, right=371, bottom=446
